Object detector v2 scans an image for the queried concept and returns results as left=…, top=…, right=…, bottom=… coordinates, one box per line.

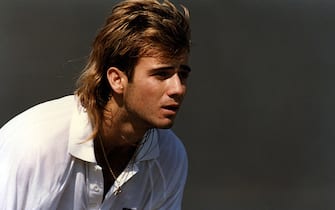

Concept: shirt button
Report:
left=93, top=185, right=100, bottom=192
left=94, top=165, right=102, bottom=171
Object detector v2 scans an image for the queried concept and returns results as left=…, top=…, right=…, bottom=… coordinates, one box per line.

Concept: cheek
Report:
left=125, top=84, right=154, bottom=108
left=137, top=80, right=163, bottom=97
left=125, top=79, right=166, bottom=107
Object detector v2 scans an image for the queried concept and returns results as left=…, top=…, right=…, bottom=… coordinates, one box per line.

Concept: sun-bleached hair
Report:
left=75, top=0, right=191, bottom=139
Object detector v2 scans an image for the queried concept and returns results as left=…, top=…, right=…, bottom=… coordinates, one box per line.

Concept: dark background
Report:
left=1, top=0, right=335, bottom=209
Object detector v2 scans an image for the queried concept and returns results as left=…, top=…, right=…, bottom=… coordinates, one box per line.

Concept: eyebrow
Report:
left=180, top=64, right=192, bottom=72
left=150, top=64, right=192, bottom=72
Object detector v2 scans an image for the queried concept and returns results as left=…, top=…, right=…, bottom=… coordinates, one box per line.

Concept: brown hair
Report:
left=75, top=0, right=191, bottom=139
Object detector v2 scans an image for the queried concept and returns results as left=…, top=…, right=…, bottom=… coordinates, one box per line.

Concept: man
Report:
left=0, top=0, right=191, bottom=209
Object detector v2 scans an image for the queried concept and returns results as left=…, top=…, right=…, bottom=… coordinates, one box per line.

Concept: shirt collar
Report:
left=68, top=102, right=96, bottom=163
left=134, top=129, right=160, bottom=162
left=68, top=100, right=160, bottom=163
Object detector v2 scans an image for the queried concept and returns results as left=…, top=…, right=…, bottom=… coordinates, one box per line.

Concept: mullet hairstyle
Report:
left=75, top=0, right=191, bottom=140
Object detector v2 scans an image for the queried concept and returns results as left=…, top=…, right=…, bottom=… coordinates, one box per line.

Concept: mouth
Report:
left=162, top=104, right=180, bottom=113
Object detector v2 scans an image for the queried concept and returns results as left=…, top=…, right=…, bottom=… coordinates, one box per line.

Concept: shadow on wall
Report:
left=175, top=0, right=335, bottom=209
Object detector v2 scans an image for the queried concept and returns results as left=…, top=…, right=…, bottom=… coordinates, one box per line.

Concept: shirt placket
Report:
left=87, top=164, right=104, bottom=210
left=100, top=163, right=139, bottom=209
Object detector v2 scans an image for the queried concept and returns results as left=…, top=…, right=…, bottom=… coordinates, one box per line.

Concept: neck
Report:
left=100, top=99, right=149, bottom=152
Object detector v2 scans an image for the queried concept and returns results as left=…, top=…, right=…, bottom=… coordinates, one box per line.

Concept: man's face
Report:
left=123, top=54, right=191, bottom=129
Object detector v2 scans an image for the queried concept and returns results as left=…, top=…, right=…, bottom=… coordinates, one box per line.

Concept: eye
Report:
left=154, top=70, right=172, bottom=79
left=178, top=70, right=190, bottom=80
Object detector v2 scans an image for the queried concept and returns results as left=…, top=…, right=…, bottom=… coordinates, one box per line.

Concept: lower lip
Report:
left=162, top=107, right=178, bottom=115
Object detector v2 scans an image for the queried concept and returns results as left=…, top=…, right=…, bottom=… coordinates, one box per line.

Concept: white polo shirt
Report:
left=0, top=95, right=188, bottom=210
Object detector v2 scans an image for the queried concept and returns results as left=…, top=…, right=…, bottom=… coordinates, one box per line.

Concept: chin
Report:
left=153, top=119, right=174, bottom=129
left=157, top=124, right=173, bottom=129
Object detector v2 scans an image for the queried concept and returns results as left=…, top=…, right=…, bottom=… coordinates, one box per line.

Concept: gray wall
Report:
left=1, top=0, right=335, bottom=209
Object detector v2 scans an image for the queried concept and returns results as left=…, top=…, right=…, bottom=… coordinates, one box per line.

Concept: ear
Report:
left=106, top=67, right=127, bottom=94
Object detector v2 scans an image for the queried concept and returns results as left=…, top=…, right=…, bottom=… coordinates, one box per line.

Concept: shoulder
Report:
left=148, top=129, right=188, bottom=209
left=1, top=95, right=76, bottom=134
left=156, top=129, right=187, bottom=157
left=1, top=95, right=76, bottom=131
left=0, top=96, right=78, bottom=207
left=155, top=129, right=188, bottom=174
left=0, top=95, right=77, bottom=158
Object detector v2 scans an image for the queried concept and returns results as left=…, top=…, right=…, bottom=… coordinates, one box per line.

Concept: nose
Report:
left=166, top=73, right=186, bottom=100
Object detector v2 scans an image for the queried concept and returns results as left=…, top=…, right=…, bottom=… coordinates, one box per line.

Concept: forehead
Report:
left=135, top=54, right=189, bottom=69
left=140, top=46, right=189, bottom=62
left=157, top=53, right=189, bottom=64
